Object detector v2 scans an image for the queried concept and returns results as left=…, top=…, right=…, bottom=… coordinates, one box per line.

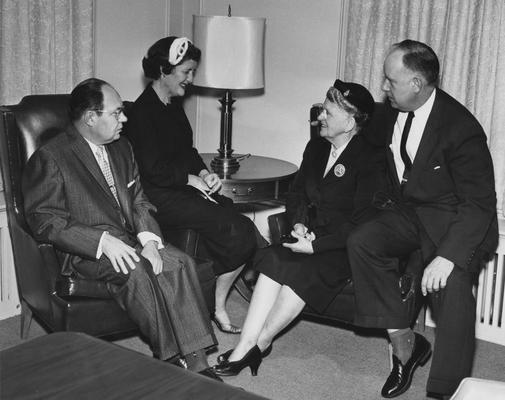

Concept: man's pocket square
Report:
left=127, top=180, right=135, bottom=188
left=434, top=166, right=441, bottom=170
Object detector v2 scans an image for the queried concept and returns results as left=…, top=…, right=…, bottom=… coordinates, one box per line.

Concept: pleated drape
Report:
left=344, top=0, right=505, bottom=215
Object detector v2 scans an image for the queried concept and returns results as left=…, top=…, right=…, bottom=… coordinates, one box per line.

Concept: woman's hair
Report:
left=142, top=36, right=201, bottom=80
left=326, top=86, right=371, bottom=130
left=69, top=78, right=107, bottom=122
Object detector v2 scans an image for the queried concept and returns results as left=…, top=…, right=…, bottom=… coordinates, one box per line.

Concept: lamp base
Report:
left=210, top=153, right=251, bottom=176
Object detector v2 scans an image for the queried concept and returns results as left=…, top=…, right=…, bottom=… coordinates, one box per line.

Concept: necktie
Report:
left=400, top=111, right=415, bottom=184
left=96, top=146, right=120, bottom=204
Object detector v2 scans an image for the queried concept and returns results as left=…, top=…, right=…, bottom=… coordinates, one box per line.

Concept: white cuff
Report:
left=96, top=231, right=108, bottom=259
left=137, top=232, right=164, bottom=249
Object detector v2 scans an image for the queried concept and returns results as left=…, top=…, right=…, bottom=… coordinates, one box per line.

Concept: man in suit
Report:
left=22, top=78, right=221, bottom=380
left=347, top=40, right=498, bottom=399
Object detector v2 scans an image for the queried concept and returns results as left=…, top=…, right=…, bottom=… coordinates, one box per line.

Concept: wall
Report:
left=194, top=0, right=347, bottom=166
left=94, top=0, right=169, bottom=101
left=94, top=0, right=347, bottom=166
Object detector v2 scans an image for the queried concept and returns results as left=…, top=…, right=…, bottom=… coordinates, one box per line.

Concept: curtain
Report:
left=344, top=0, right=505, bottom=216
left=0, top=0, right=93, bottom=191
left=0, top=0, right=94, bottom=105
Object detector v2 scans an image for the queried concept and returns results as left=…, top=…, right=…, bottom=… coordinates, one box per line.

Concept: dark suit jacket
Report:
left=382, top=88, right=498, bottom=270
left=286, top=134, right=387, bottom=253
left=22, top=124, right=162, bottom=278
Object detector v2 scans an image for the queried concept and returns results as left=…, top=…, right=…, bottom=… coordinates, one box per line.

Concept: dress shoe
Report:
left=168, top=356, right=188, bottom=369
left=213, top=345, right=262, bottom=376
left=217, top=349, right=234, bottom=364
left=212, top=314, right=241, bottom=334
left=198, top=367, right=223, bottom=382
left=217, top=345, right=272, bottom=365
left=381, top=333, right=432, bottom=398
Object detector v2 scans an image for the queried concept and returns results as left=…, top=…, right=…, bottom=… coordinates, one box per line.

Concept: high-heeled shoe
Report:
left=211, top=314, right=241, bottom=334
left=213, top=345, right=262, bottom=376
left=217, top=345, right=272, bottom=365
left=217, top=349, right=234, bottom=364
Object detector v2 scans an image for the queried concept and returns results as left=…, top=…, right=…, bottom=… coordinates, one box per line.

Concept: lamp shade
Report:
left=193, top=15, right=265, bottom=90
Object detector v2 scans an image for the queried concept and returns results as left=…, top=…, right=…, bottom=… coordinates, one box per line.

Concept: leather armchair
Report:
left=0, top=94, right=214, bottom=339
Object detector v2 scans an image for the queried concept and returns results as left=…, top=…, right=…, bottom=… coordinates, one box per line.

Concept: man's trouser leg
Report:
left=112, top=245, right=216, bottom=360
left=347, top=210, right=420, bottom=328
left=427, top=267, right=476, bottom=395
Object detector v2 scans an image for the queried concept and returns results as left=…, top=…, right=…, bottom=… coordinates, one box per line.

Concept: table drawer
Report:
left=222, top=181, right=277, bottom=203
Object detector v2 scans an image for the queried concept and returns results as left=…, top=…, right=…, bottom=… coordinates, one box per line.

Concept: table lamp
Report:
left=193, top=13, right=266, bottom=175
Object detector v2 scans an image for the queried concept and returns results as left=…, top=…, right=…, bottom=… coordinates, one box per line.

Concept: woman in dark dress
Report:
left=125, top=36, right=260, bottom=333
left=214, top=80, right=386, bottom=376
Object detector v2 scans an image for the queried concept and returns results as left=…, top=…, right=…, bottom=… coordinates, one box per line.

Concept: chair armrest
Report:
left=162, top=228, right=199, bottom=258
left=267, top=212, right=290, bottom=245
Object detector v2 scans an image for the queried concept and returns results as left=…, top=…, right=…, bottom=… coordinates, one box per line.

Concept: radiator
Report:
left=475, top=237, right=505, bottom=345
left=424, top=234, right=505, bottom=346
left=0, top=203, right=20, bottom=320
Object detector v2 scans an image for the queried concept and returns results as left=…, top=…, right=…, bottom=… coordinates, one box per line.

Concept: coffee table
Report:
left=0, top=332, right=269, bottom=399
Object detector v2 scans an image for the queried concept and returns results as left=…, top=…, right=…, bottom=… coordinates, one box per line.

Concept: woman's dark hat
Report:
left=333, top=79, right=375, bottom=115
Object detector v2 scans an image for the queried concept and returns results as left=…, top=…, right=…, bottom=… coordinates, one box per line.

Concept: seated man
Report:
left=22, top=78, right=220, bottom=380
left=347, top=40, right=498, bottom=399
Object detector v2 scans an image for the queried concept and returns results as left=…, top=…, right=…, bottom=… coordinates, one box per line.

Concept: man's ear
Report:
left=83, top=110, right=96, bottom=127
left=411, top=76, right=424, bottom=93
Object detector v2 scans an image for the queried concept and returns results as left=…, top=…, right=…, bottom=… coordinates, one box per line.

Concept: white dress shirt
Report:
left=390, top=90, right=436, bottom=183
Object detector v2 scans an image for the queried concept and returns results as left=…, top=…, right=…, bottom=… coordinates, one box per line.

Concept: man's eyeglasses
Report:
left=92, top=107, right=125, bottom=121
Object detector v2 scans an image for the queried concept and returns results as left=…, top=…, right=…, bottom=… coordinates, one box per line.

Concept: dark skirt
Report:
left=253, top=244, right=351, bottom=314
left=148, top=185, right=264, bottom=275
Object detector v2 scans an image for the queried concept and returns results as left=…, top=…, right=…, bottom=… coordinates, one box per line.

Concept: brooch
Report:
left=334, top=164, right=345, bottom=177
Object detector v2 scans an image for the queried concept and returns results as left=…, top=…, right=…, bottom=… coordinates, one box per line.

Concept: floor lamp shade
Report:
left=193, top=15, right=265, bottom=90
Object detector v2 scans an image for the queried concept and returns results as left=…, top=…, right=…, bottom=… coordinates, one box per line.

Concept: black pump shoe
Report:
left=217, top=349, right=234, bottom=365
left=213, top=345, right=262, bottom=376
left=381, top=333, right=432, bottom=398
left=217, top=345, right=272, bottom=365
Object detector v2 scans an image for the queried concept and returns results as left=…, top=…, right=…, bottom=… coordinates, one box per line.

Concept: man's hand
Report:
left=421, top=256, right=455, bottom=296
left=102, top=233, right=139, bottom=274
left=202, top=172, right=222, bottom=194
left=141, top=240, right=163, bottom=275
left=282, top=230, right=315, bottom=254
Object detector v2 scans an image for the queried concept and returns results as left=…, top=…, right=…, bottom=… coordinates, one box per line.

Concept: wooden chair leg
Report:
left=20, top=300, right=33, bottom=339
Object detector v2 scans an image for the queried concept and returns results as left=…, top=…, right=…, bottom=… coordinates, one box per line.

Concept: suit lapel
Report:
left=410, top=89, right=443, bottom=171
left=67, top=125, right=119, bottom=207
left=322, top=135, right=362, bottom=184
left=316, top=140, right=331, bottom=182
left=383, top=106, right=400, bottom=188
left=404, top=90, right=444, bottom=193
left=106, top=143, right=132, bottom=219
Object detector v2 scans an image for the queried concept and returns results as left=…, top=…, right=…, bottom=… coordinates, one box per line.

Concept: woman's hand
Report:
left=187, top=174, right=209, bottom=192
left=282, top=229, right=315, bottom=254
left=202, top=172, right=222, bottom=194
left=293, top=223, right=309, bottom=237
